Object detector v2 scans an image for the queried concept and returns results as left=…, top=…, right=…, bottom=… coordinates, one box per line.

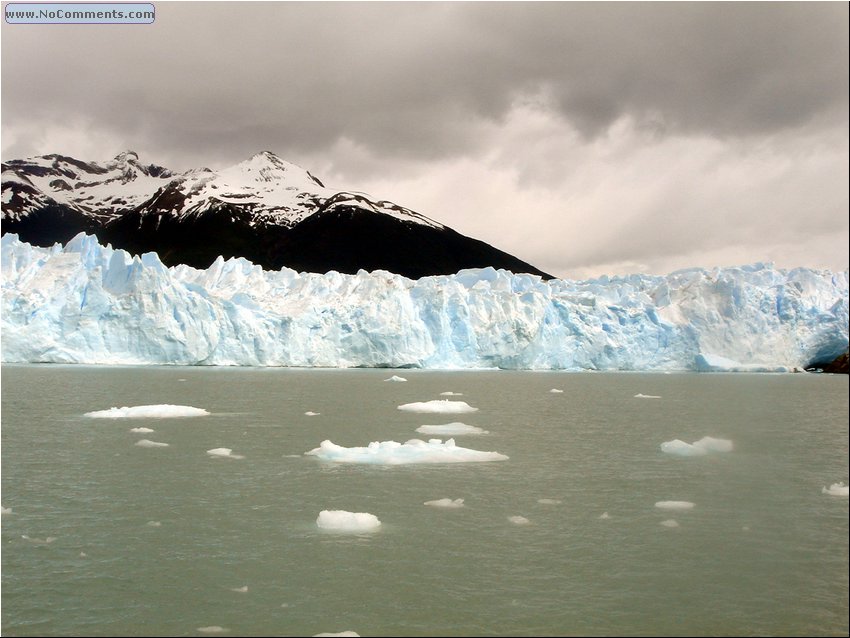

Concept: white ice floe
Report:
left=655, top=501, right=695, bottom=510
left=439, top=391, right=463, bottom=396
left=424, top=498, right=465, bottom=508
left=415, top=422, right=487, bottom=435
left=549, top=389, right=564, bottom=394
left=599, top=512, right=611, bottom=519
left=661, top=436, right=734, bottom=456
left=634, top=393, right=661, bottom=399
left=508, top=516, right=530, bottom=525
left=207, top=448, right=245, bottom=459
left=537, top=499, right=561, bottom=505
left=313, top=633, right=360, bottom=637
left=822, top=482, right=849, bottom=496
left=85, top=404, right=209, bottom=418
left=130, top=427, right=155, bottom=433
left=135, top=439, right=169, bottom=448
left=21, top=535, right=56, bottom=544
left=316, top=510, right=381, bottom=533
left=146, top=521, right=162, bottom=527
left=397, top=400, right=478, bottom=414
left=1, top=506, right=11, bottom=515
left=660, top=519, right=680, bottom=528
left=384, top=375, right=407, bottom=382
left=305, top=438, right=508, bottom=464
left=305, top=411, right=320, bottom=416
left=231, top=586, right=248, bottom=593
left=197, top=627, right=229, bottom=634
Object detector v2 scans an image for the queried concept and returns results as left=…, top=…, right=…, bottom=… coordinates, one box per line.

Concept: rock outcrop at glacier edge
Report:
left=1, top=234, right=847, bottom=370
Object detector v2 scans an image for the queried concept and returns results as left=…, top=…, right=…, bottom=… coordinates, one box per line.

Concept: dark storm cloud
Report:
left=2, top=2, right=847, bottom=166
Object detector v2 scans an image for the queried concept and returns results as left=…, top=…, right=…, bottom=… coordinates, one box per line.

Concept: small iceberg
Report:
left=634, top=393, right=661, bottom=399
left=661, top=437, right=733, bottom=457
left=135, top=439, right=169, bottom=448
left=1, top=506, right=11, bottom=515
left=508, top=516, right=530, bottom=525
left=822, top=482, right=849, bottom=496
left=424, top=498, right=465, bottom=508
left=230, top=585, right=248, bottom=593
left=85, top=404, right=209, bottom=418
left=21, top=535, right=57, bottom=544
left=146, top=521, right=162, bottom=527
left=305, top=439, right=508, bottom=464
left=599, top=512, right=611, bottom=520
left=384, top=375, right=407, bottom=382
left=415, top=422, right=487, bottom=436
left=304, top=411, right=320, bottom=416
left=549, top=389, right=564, bottom=394
left=655, top=501, right=695, bottom=511
left=660, top=519, right=680, bottom=528
left=197, top=627, right=229, bottom=634
left=537, top=498, right=561, bottom=505
left=439, top=391, right=463, bottom=396
left=316, top=510, right=381, bottom=533
left=207, top=448, right=245, bottom=459
left=313, top=633, right=360, bottom=637
left=397, top=400, right=478, bottom=414
left=129, top=427, right=155, bottom=433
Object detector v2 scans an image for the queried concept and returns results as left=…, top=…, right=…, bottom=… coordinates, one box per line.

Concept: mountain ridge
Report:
left=2, top=151, right=552, bottom=279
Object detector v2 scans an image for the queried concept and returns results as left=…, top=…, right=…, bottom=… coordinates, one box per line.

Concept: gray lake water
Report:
left=1, top=365, right=848, bottom=636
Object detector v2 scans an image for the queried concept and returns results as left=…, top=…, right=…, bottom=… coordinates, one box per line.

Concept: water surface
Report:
left=2, top=366, right=848, bottom=636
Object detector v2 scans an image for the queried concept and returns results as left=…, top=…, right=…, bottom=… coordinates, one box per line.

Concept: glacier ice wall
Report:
left=1, top=233, right=847, bottom=370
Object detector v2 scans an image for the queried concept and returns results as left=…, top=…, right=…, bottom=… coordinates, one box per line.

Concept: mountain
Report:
left=1, top=151, right=552, bottom=279
left=2, top=233, right=847, bottom=369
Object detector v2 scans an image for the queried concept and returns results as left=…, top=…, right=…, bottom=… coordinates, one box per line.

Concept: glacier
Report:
left=1, top=233, right=847, bottom=370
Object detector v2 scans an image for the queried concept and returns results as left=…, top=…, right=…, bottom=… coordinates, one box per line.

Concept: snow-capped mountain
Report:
left=1, top=151, right=550, bottom=279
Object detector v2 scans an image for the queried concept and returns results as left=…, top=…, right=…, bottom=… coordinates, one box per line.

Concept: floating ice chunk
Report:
left=316, top=510, right=381, bottom=533
left=85, top=404, right=209, bottom=418
left=130, top=427, right=155, bottom=433
left=21, top=535, right=56, bottom=544
left=440, top=391, right=463, bottom=396
left=207, top=448, right=245, bottom=459
left=197, top=627, right=229, bottom=634
left=661, top=436, right=733, bottom=456
left=508, top=516, right=530, bottom=525
left=660, top=519, right=680, bottom=528
left=822, top=482, right=849, bottom=496
left=146, top=521, right=162, bottom=527
left=1, top=506, right=11, bottom=515
left=305, top=411, right=320, bottom=416
left=415, top=422, right=487, bottom=435
left=135, top=439, right=169, bottom=448
left=655, top=501, right=695, bottom=510
left=178, top=379, right=187, bottom=382
left=424, top=498, right=465, bottom=508
left=80, top=552, right=87, bottom=557
left=384, top=375, right=407, bottom=382
left=634, top=393, right=661, bottom=399
left=599, top=512, right=611, bottom=519
left=313, top=633, right=360, bottom=637
left=305, top=438, right=508, bottom=464
left=549, top=389, right=564, bottom=394
left=397, top=400, right=478, bottom=414
left=231, top=585, right=248, bottom=593
left=537, top=499, right=561, bottom=505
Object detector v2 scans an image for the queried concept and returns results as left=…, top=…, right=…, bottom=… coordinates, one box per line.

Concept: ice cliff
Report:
left=1, top=233, right=847, bottom=370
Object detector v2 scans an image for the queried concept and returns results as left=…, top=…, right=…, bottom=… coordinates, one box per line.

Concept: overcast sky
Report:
left=2, top=2, right=847, bottom=279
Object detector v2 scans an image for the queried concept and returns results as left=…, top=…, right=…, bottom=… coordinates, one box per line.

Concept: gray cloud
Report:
left=2, top=3, right=847, bottom=166
left=1, top=2, right=847, bottom=278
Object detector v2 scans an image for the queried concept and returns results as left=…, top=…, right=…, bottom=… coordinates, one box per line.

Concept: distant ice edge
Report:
left=2, top=233, right=847, bottom=371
